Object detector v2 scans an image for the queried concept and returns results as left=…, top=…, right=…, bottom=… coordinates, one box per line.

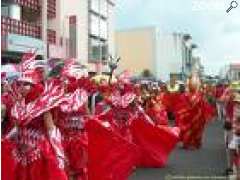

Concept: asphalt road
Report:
left=130, top=120, right=228, bottom=180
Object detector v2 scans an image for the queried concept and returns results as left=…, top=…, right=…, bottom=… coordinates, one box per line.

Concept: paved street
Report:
left=130, top=120, right=228, bottom=180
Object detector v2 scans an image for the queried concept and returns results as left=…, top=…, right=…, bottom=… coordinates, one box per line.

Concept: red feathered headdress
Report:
left=11, top=79, right=65, bottom=126
left=18, top=50, right=44, bottom=84
left=61, top=59, right=88, bottom=80
left=111, top=91, right=136, bottom=108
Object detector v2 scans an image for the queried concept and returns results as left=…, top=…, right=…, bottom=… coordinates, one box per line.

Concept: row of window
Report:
left=89, top=0, right=110, bottom=62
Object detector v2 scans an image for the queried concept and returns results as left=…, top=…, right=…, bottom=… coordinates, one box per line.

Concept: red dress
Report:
left=54, top=107, right=88, bottom=177
left=146, top=105, right=168, bottom=126
left=2, top=81, right=67, bottom=180
left=54, top=88, right=89, bottom=179
left=98, top=106, right=136, bottom=142
left=86, top=119, right=139, bottom=180
left=2, top=118, right=67, bottom=180
left=175, top=92, right=209, bottom=149
left=130, top=109, right=179, bottom=168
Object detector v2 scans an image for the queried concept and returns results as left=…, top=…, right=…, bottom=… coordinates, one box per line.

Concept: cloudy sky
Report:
left=115, top=0, right=240, bottom=75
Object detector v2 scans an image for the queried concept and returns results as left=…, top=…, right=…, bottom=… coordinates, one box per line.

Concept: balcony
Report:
left=3, top=0, right=40, bottom=11
left=1, top=16, right=56, bottom=44
left=1, top=16, right=40, bottom=38
left=3, top=0, right=56, bottom=18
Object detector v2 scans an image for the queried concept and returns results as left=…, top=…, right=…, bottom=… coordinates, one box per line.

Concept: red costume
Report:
left=2, top=80, right=67, bottom=180
left=146, top=98, right=168, bottom=126
left=53, top=88, right=89, bottom=179
left=130, top=106, right=179, bottom=167
left=87, top=119, right=139, bottom=180
left=175, top=91, right=211, bottom=149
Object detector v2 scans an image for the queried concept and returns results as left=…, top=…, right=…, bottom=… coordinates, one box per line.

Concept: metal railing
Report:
left=3, top=0, right=56, bottom=18
left=1, top=16, right=56, bottom=44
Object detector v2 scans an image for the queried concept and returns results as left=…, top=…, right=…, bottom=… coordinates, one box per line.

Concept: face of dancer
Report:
left=19, top=82, right=33, bottom=97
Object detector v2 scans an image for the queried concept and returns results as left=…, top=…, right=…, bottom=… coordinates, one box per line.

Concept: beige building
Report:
left=115, top=27, right=156, bottom=75
left=1, top=0, right=116, bottom=72
left=116, top=27, right=198, bottom=81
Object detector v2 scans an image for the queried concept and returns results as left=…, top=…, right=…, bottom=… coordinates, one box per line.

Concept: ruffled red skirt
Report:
left=2, top=139, right=16, bottom=180
left=130, top=117, right=179, bottom=168
left=62, top=132, right=88, bottom=176
left=1, top=138, right=67, bottom=180
left=86, top=119, right=139, bottom=180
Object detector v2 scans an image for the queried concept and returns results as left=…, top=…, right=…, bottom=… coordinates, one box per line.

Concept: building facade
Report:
left=1, top=0, right=115, bottom=72
left=115, top=27, right=156, bottom=76
left=224, top=64, right=240, bottom=81
left=115, top=27, right=198, bottom=81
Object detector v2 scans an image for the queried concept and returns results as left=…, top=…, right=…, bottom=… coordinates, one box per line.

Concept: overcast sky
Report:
left=115, top=0, right=240, bottom=75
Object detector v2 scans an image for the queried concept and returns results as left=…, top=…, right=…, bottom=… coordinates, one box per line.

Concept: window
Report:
left=90, top=0, right=107, bottom=17
left=100, top=40, right=108, bottom=60
left=89, top=0, right=109, bottom=62
left=90, top=14, right=99, bottom=36
left=91, top=0, right=99, bottom=13
left=1, top=4, right=10, bottom=17
left=89, top=37, right=108, bottom=62
left=90, top=14, right=108, bottom=40
left=100, top=0, right=107, bottom=17
left=89, top=38, right=100, bottom=61
left=100, top=18, right=108, bottom=39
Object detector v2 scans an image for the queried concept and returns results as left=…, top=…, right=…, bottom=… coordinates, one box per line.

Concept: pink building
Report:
left=1, top=0, right=116, bottom=73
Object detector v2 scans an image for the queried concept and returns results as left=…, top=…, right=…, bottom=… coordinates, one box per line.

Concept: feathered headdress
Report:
left=18, top=50, right=45, bottom=84
left=61, top=59, right=88, bottom=80
left=11, top=79, right=65, bottom=126
left=111, top=91, right=136, bottom=108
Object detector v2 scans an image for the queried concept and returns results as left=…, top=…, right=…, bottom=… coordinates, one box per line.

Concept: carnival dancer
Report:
left=216, top=82, right=227, bottom=121
left=85, top=71, right=140, bottom=180
left=222, top=81, right=240, bottom=176
left=163, top=76, right=181, bottom=126
left=52, top=60, right=91, bottom=179
left=175, top=73, right=212, bottom=150
left=2, top=51, right=68, bottom=180
left=97, top=82, right=137, bottom=141
left=203, top=83, right=217, bottom=121
left=96, top=74, right=180, bottom=168
left=145, top=93, right=169, bottom=126
left=2, top=75, right=67, bottom=180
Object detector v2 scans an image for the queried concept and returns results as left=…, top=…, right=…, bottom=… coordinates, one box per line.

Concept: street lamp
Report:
left=181, top=34, right=192, bottom=80
left=191, top=44, right=198, bottom=49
